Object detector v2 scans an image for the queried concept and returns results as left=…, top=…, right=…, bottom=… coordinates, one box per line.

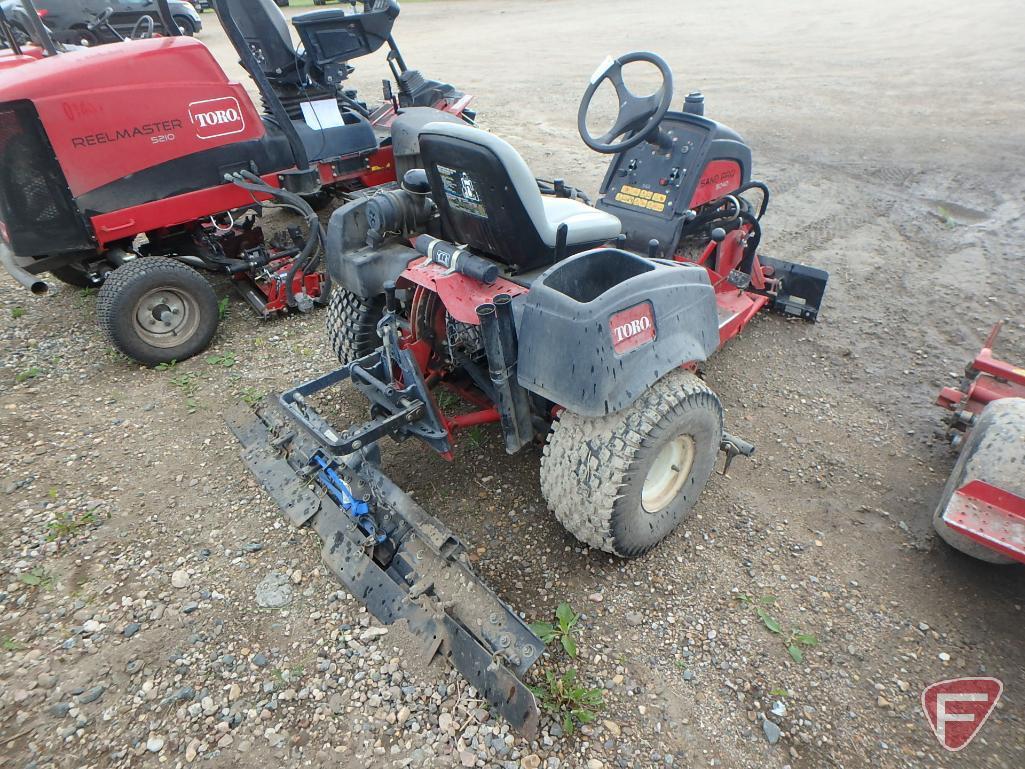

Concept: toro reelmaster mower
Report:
left=0, top=0, right=471, bottom=365
left=228, top=52, right=829, bottom=734
left=933, top=321, right=1025, bottom=564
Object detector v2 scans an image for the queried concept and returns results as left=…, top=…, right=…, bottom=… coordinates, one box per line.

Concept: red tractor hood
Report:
left=0, top=37, right=266, bottom=196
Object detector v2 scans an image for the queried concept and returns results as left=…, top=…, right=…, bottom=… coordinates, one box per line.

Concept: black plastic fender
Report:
left=514, top=248, right=719, bottom=417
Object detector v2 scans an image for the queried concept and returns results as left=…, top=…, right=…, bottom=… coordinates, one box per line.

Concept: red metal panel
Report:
left=715, top=290, right=768, bottom=347
left=399, top=257, right=527, bottom=325
left=942, top=480, right=1025, bottom=564
left=0, top=38, right=266, bottom=196
left=89, top=172, right=282, bottom=246
left=689, top=159, right=742, bottom=209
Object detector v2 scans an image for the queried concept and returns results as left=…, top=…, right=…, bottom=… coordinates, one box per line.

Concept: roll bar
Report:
left=212, top=0, right=310, bottom=171
left=153, top=0, right=182, bottom=38
left=17, top=0, right=58, bottom=56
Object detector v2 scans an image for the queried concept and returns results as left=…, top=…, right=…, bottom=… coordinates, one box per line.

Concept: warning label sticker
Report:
left=437, top=164, right=487, bottom=218
left=614, top=184, right=667, bottom=212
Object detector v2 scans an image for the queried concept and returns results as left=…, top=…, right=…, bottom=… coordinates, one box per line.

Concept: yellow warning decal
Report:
left=616, top=185, right=665, bottom=211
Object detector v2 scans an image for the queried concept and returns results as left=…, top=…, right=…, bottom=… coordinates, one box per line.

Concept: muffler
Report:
left=477, top=294, right=534, bottom=454
left=1, top=247, right=49, bottom=295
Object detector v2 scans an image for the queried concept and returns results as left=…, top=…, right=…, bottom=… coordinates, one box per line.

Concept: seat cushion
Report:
left=541, top=197, right=621, bottom=246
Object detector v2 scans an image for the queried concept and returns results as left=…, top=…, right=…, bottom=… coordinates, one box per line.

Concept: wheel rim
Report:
left=642, top=435, right=695, bottom=513
left=132, top=286, right=200, bottom=348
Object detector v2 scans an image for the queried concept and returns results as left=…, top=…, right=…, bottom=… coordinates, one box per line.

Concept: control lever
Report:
left=647, top=239, right=660, bottom=259
left=379, top=280, right=400, bottom=371
left=719, top=432, right=755, bottom=475
left=384, top=281, right=398, bottom=314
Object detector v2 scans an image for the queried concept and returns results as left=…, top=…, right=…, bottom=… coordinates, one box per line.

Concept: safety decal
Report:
left=614, top=184, right=667, bottom=212
left=436, top=164, right=488, bottom=218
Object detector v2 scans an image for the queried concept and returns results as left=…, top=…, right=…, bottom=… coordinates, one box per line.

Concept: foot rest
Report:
left=942, top=480, right=1025, bottom=564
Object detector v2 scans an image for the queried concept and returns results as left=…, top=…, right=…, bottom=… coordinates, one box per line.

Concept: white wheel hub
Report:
left=642, top=435, right=695, bottom=513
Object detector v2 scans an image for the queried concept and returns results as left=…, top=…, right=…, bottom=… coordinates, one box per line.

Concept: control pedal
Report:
left=727, top=270, right=751, bottom=289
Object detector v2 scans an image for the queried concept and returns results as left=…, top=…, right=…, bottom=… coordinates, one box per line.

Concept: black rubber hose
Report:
left=735, top=181, right=770, bottom=219
left=737, top=211, right=762, bottom=275
left=231, top=171, right=324, bottom=307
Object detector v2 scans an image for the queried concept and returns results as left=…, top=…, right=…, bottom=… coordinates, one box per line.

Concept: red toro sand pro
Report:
left=230, top=52, right=829, bottom=734
left=934, top=321, right=1025, bottom=564
left=0, top=0, right=471, bottom=364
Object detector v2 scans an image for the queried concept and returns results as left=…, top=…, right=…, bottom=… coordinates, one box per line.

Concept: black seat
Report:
left=221, top=0, right=399, bottom=90
left=221, top=0, right=304, bottom=86
left=418, top=122, right=621, bottom=272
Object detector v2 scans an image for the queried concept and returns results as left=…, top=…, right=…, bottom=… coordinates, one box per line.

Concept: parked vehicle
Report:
left=0, top=0, right=470, bottom=364
left=1, top=0, right=201, bottom=45
left=933, top=322, right=1025, bottom=564
left=232, top=51, right=828, bottom=735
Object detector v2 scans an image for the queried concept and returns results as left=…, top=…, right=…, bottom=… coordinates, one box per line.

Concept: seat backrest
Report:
left=418, top=122, right=554, bottom=271
left=220, top=0, right=301, bottom=83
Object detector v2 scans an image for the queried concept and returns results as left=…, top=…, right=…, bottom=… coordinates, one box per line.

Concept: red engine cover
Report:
left=689, top=158, right=742, bottom=209
left=0, top=37, right=264, bottom=197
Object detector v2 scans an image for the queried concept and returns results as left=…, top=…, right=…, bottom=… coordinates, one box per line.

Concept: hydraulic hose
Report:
left=229, top=170, right=325, bottom=307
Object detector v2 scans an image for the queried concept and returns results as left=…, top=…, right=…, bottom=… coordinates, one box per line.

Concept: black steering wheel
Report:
left=87, top=7, right=114, bottom=31
left=577, top=52, right=674, bottom=154
left=130, top=14, right=154, bottom=40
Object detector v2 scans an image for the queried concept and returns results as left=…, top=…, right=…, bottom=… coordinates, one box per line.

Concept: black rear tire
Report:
left=932, top=398, right=1025, bottom=564
left=540, top=369, right=723, bottom=557
left=326, top=288, right=383, bottom=365
left=51, top=263, right=102, bottom=289
left=96, top=257, right=218, bottom=366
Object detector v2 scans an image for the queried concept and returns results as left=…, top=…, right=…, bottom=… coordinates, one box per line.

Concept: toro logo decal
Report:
left=921, top=677, right=1002, bottom=751
left=609, top=302, right=656, bottom=355
left=188, top=97, right=245, bottom=140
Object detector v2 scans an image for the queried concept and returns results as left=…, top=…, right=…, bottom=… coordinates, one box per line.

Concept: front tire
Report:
left=932, top=398, right=1025, bottom=564
left=326, top=288, right=384, bottom=365
left=96, top=257, right=218, bottom=366
left=540, top=369, right=723, bottom=557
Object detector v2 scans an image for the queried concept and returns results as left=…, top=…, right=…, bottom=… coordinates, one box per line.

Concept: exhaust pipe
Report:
left=477, top=294, right=534, bottom=454
left=1, top=248, right=48, bottom=295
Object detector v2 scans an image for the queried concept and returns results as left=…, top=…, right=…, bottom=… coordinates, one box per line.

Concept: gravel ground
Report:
left=2, top=1, right=1025, bottom=768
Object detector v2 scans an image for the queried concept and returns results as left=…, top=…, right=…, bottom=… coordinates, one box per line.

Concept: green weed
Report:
left=46, top=510, right=99, bottom=542
left=463, top=425, right=486, bottom=449
left=206, top=352, right=236, bottom=368
left=15, top=367, right=40, bottom=383
left=10, top=307, right=25, bottom=319
left=737, top=594, right=819, bottom=662
left=218, top=296, right=231, bottom=321
left=530, top=602, right=581, bottom=658
left=529, top=668, right=603, bottom=735
left=240, top=386, right=263, bottom=407
left=19, top=567, right=54, bottom=590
